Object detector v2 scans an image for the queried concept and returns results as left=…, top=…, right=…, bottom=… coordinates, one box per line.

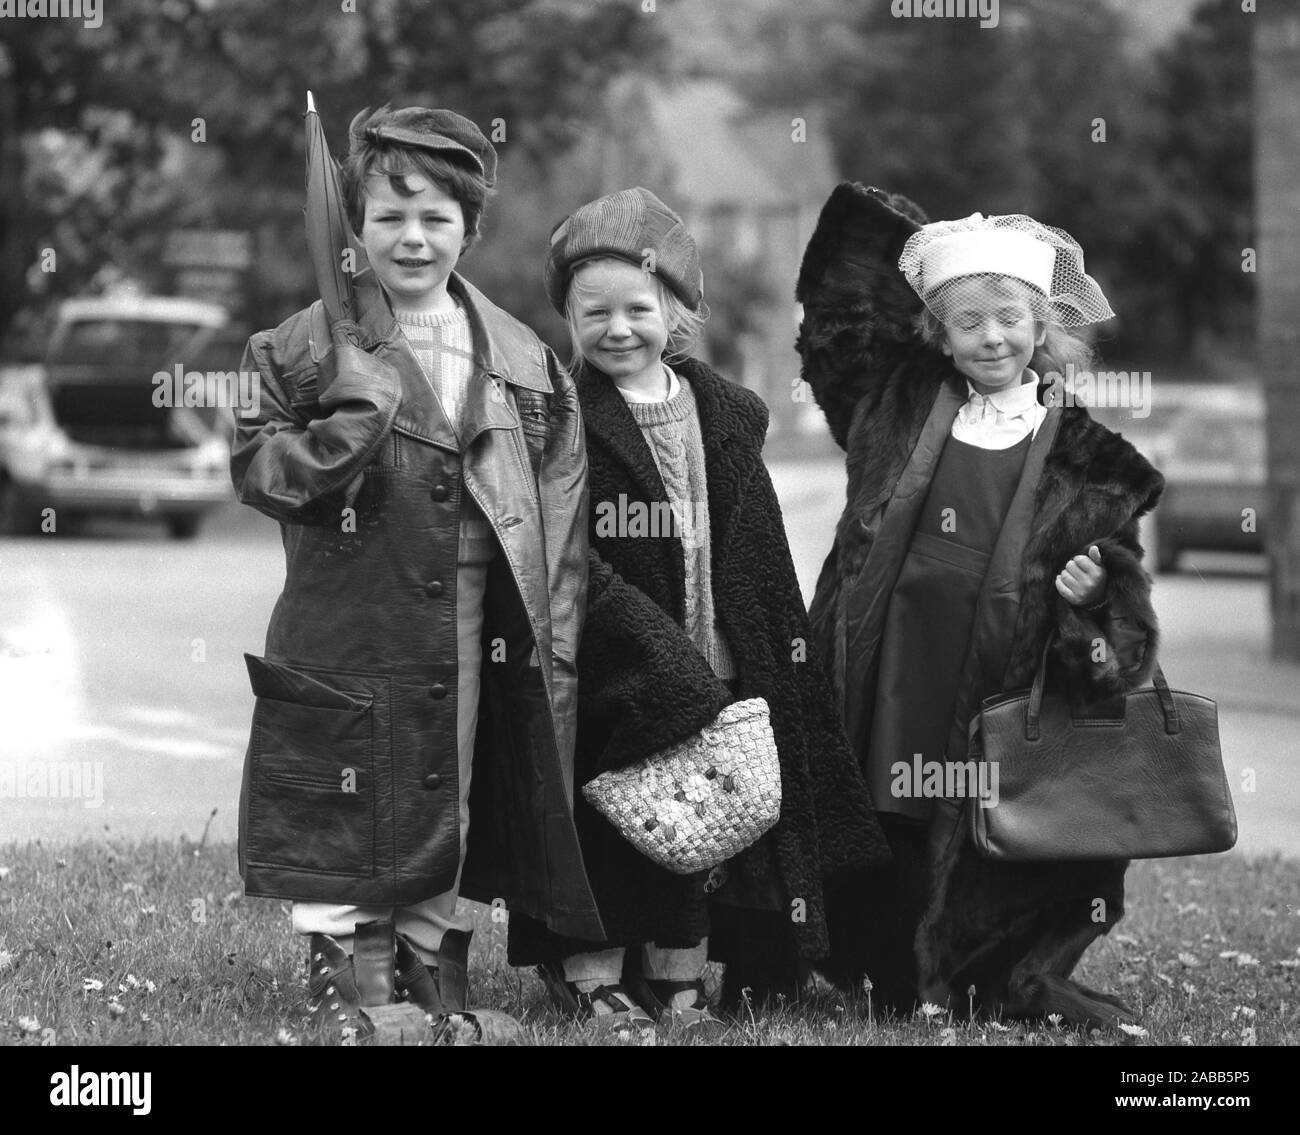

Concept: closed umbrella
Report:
left=303, top=91, right=365, bottom=330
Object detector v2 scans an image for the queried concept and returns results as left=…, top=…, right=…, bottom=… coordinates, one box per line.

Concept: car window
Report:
left=1173, top=413, right=1264, bottom=463
left=50, top=320, right=211, bottom=367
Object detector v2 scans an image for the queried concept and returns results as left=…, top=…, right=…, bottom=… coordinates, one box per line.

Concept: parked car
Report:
left=1090, top=382, right=1265, bottom=571
left=0, top=295, right=238, bottom=539
left=1147, top=386, right=1266, bottom=571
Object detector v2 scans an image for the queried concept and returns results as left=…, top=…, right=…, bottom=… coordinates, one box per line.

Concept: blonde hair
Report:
left=563, top=256, right=706, bottom=370
left=915, top=274, right=1096, bottom=378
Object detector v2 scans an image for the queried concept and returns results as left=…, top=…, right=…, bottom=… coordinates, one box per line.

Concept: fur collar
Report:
left=576, top=356, right=769, bottom=548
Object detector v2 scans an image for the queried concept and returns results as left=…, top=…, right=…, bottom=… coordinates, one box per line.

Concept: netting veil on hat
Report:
left=898, top=213, right=1115, bottom=328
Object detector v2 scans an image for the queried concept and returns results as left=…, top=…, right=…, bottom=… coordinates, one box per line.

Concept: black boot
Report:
left=436, top=928, right=472, bottom=1013
left=393, top=931, right=445, bottom=1016
left=305, top=933, right=376, bottom=1037
left=352, top=919, right=397, bottom=1007
left=392, top=928, right=523, bottom=1044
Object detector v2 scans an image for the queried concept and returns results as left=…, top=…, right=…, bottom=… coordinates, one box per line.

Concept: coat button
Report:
left=430, top=484, right=449, bottom=501
left=429, top=683, right=448, bottom=699
left=423, top=773, right=441, bottom=790
left=425, top=580, right=444, bottom=597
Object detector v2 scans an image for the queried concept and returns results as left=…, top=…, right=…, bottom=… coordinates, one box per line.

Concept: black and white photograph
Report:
left=0, top=0, right=1294, bottom=1094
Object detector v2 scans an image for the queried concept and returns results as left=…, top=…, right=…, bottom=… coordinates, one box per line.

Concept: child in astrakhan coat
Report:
left=507, top=187, right=888, bottom=1026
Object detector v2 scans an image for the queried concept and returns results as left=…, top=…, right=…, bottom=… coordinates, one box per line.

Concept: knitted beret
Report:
left=544, top=187, right=703, bottom=313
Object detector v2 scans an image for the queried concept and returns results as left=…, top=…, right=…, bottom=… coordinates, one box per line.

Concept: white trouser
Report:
left=292, top=558, right=487, bottom=964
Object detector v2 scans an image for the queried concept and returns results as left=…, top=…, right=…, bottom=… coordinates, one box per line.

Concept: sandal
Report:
left=628, top=974, right=725, bottom=1030
left=536, top=961, right=654, bottom=1029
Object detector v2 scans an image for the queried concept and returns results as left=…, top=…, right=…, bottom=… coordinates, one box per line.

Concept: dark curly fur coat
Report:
left=508, top=355, right=889, bottom=970
left=797, top=183, right=1166, bottom=1026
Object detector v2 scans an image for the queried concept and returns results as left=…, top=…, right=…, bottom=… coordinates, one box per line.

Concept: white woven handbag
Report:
left=581, top=697, right=782, bottom=875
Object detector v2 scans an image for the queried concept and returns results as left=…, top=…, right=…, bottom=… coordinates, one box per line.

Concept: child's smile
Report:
left=571, top=259, right=673, bottom=395
left=939, top=276, right=1046, bottom=393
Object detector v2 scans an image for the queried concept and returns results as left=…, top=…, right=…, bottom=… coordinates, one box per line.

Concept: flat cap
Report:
left=349, top=105, right=497, bottom=187
left=544, top=187, right=702, bottom=313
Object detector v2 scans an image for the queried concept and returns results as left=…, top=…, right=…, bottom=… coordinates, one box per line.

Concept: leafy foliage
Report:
left=713, top=0, right=1251, bottom=363
left=0, top=0, right=664, bottom=346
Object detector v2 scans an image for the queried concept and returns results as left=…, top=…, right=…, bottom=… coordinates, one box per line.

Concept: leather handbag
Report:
left=968, top=636, right=1237, bottom=860
left=582, top=698, right=782, bottom=875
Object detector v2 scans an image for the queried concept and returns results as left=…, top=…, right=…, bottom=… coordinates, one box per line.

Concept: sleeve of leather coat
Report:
left=230, top=319, right=402, bottom=526
left=538, top=350, right=590, bottom=772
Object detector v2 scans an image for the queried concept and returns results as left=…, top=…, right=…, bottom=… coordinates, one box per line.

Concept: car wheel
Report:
left=166, top=515, right=202, bottom=540
left=0, top=472, right=41, bottom=536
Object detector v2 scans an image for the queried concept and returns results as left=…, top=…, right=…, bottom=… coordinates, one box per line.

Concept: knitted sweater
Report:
left=396, top=304, right=495, bottom=565
left=620, top=371, right=736, bottom=679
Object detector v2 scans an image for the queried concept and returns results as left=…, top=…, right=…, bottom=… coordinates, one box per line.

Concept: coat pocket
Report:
left=243, top=655, right=378, bottom=878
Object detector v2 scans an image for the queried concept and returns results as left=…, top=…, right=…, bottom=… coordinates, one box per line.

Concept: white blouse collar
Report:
left=964, top=369, right=1040, bottom=416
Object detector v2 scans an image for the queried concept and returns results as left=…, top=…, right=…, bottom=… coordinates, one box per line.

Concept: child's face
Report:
left=359, top=171, right=466, bottom=312
left=570, top=259, right=672, bottom=388
left=939, top=277, right=1046, bottom=392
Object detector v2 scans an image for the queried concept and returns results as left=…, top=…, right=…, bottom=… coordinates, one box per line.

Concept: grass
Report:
left=1, top=838, right=1296, bottom=1046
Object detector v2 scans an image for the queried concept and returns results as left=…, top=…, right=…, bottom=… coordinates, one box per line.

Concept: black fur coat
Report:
left=508, top=355, right=888, bottom=970
left=797, top=183, right=1165, bottom=1025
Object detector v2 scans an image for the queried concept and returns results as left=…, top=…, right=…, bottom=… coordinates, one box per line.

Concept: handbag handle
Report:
left=1026, top=630, right=1180, bottom=741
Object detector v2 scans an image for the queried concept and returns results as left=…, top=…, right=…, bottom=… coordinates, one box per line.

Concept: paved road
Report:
left=1, top=457, right=1295, bottom=857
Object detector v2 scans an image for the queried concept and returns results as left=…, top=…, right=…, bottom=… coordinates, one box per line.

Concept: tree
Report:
left=1124, top=0, right=1254, bottom=362
left=0, top=0, right=664, bottom=346
left=692, top=0, right=1252, bottom=363
left=1255, top=2, right=1300, bottom=661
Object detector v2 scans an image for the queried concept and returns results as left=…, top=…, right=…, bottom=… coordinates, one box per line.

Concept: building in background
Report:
left=593, top=77, right=838, bottom=446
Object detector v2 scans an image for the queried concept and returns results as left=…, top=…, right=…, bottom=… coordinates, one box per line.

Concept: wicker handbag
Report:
left=581, top=697, right=782, bottom=875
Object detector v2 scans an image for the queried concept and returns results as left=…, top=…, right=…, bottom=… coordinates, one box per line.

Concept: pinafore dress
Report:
left=866, top=433, right=1033, bottom=821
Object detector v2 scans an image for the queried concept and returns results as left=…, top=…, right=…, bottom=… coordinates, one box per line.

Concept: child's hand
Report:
left=1056, top=544, right=1108, bottom=607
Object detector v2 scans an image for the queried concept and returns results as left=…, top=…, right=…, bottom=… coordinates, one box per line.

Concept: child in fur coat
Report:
left=507, top=187, right=888, bottom=1026
left=797, top=184, right=1164, bottom=1028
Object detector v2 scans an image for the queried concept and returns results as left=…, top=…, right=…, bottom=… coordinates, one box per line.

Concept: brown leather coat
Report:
left=231, top=269, right=602, bottom=940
